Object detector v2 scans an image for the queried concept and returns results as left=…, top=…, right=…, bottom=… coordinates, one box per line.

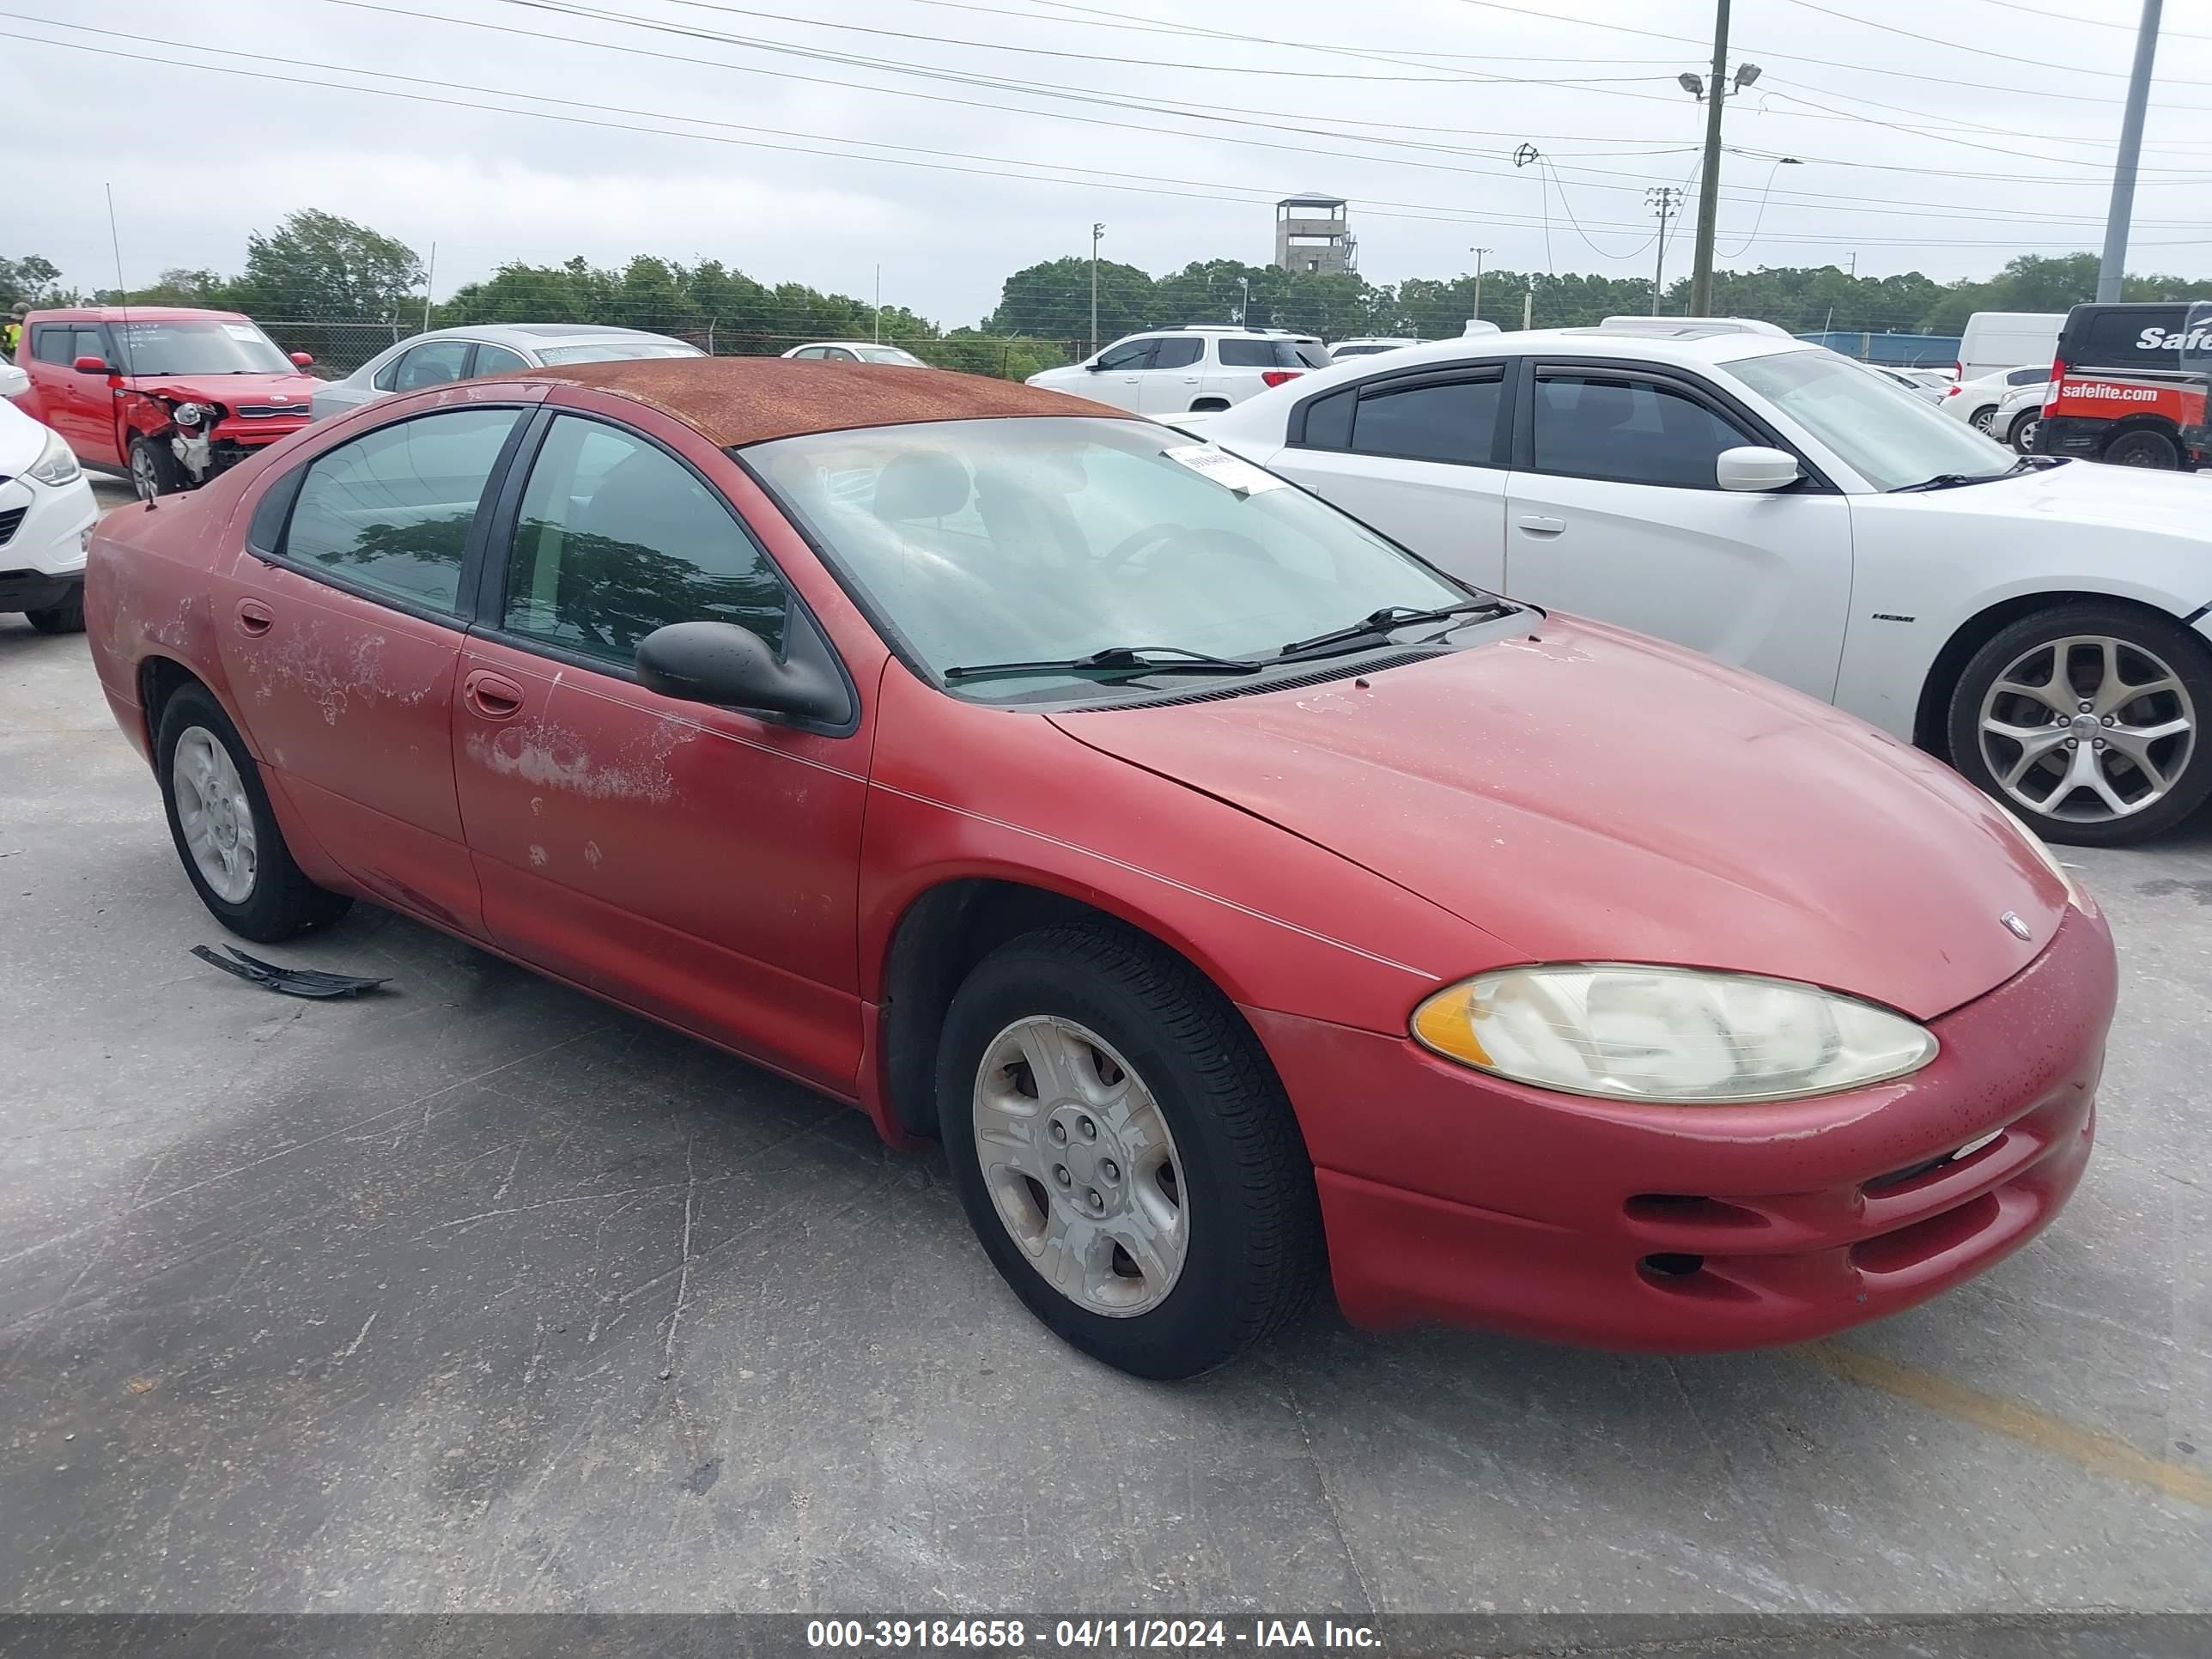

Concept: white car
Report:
left=1994, top=378, right=2052, bottom=453
left=1189, top=316, right=2212, bottom=845
left=1874, top=366, right=1954, bottom=405
left=311, top=325, right=702, bottom=421
left=781, top=341, right=930, bottom=365
left=0, top=362, right=100, bottom=633
left=1027, top=326, right=1330, bottom=416
left=1329, top=337, right=1420, bottom=359
left=1942, top=363, right=2050, bottom=434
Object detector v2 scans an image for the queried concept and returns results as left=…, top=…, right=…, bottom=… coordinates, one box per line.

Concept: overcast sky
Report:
left=4, top=0, right=2209, bottom=325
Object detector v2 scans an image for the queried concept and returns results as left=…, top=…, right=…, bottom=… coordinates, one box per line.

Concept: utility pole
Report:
left=1847, top=252, right=1857, bottom=278
left=1647, top=187, right=1683, bottom=314
left=1469, top=246, right=1492, bottom=325
left=1690, top=0, right=1729, bottom=314
left=873, top=264, right=881, bottom=343
left=2099, top=0, right=2163, bottom=302
left=1237, top=274, right=1250, bottom=325
left=1090, top=222, right=1104, bottom=355
left=1522, top=287, right=1534, bottom=331
left=422, top=240, right=435, bottom=335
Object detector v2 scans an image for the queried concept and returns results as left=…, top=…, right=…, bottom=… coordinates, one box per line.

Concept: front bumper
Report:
left=1249, top=903, right=2116, bottom=1350
left=0, top=471, right=98, bottom=613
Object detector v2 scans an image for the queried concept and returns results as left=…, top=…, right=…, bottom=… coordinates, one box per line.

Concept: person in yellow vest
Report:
left=1, top=304, right=26, bottom=361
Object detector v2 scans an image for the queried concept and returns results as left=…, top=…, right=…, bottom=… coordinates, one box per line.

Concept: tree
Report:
left=228, top=210, right=424, bottom=321
left=0, top=254, right=69, bottom=306
left=984, top=256, right=1153, bottom=346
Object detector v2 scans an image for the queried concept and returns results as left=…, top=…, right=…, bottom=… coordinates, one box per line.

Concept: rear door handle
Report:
left=234, top=599, right=274, bottom=636
left=1517, top=514, right=1567, bottom=536
left=462, top=668, right=525, bottom=720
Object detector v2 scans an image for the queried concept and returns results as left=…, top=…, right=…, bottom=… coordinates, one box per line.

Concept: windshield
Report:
left=745, top=416, right=1480, bottom=703
left=533, top=341, right=702, bottom=364
left=1730, top=349, right=2014, bottom=490
left=112, top=319, right=292, bottom=376
left=855, top=345, right=927, bottom=366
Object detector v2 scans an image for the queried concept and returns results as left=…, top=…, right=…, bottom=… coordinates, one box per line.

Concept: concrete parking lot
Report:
left=1, top=489, right=2208, bottom=1614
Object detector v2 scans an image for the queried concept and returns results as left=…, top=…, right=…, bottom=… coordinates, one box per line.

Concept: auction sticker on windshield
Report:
left=1163, top=443, right=1283, bottom=497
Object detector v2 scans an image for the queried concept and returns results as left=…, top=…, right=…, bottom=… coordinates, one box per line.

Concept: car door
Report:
left=214, top=400, right=532, bottom=934
left=30, top=325, right=113, bottom=459
left=1079, top=337, right=1156, bottom=412
left=451, top=407, right=869, bottom=1091
left=1260, top=363, right=1513, bottom=593
left=1502, top=362, right=1853, bottom=701
left=1134, top=336, right=1206, bottom=414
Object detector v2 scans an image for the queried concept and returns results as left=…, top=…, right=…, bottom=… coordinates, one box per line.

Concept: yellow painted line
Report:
left=1809, top=1343, right=2212, bottom=1509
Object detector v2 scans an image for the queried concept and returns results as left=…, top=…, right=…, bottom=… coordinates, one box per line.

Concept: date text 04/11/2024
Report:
left=803, top=1618, right=1383, bottom=1650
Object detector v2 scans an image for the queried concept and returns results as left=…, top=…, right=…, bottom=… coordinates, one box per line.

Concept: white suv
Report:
left=1027, top=327, right=1330, bottom=416
left=1188, top=314, right=2212, bottom=843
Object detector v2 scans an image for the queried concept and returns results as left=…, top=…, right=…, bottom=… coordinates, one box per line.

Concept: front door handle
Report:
left=1517, top=514, right=1567, bottom=536
left=234, top=599, right=275, bottom=636
left=463, top=668, right=525, bottom=720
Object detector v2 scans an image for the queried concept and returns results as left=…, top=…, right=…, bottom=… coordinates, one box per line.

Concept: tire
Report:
left=2101, top=427, right=2180, bottom=470
left=2007, top=411, right=2040, bottom=454
left=936, top=921, right=1324, bottom=1379
left=24, top=585, right=85, bottom=634
left=1945, top=602, right=2212, bottom=846
left=156, top=683, right=351, bottom=940
left=130, top=434, right=185, bottom=501
left=1968, top=405, right=1997, bottom=434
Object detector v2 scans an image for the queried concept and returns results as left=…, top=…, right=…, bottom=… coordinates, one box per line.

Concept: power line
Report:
left=1968, top=0, right=2212, bottom=38
left=1775, top=0, right=2212, bottom=84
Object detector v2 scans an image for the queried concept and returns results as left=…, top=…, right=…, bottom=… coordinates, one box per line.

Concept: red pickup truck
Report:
left=15, top=307, right=319, bottom=500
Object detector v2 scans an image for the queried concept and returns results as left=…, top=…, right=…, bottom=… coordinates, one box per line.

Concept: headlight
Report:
left=1411, top=964, right=1938, bottom=1104
left=171, top=402, right=208, bottom=428
left=1992, top=802, right=2086, bottom=910
left=26, top=428, right=80, bottom=487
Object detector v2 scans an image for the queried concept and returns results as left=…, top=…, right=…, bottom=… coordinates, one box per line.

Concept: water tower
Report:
left=1273, top=193, right=1355, bottom=275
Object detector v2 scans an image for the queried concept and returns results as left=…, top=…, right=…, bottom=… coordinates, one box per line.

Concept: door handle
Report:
left=462, top=668, right=525, bottom=720
left=234, top=599, right=275, bottom=636
left=1181, top=376, right=1200, bottom=384
left=1517, top=514, right=1567, bottom=536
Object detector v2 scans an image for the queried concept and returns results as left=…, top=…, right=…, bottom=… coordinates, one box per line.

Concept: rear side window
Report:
left=2007, top=367, right=2047, bottom=386
left=392, top=340, right=472, bottom=392
left=474, top=343, right=529, bottom=374
left=283, top=407, right=521, bottom=615
left=1218, top=337, right=1306, bottom=368
left=501, top=415, right=787, bottom=668
left=1293, top=342, right=1332, bottom=368
left=1151, top=337, right=1202, bottom=369
left=1351, top=374, right=1502, bottom=465
left=1532, top=374, right=1755, bottom=489
left=2063, top=308, right=2186, bottom=370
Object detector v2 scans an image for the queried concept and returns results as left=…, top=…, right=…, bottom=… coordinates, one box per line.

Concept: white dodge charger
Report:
left=1182, top=317, right=2212, bottom=845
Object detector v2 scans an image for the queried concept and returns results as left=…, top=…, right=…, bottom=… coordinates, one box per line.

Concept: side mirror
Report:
left=1083, top=362, right=1105, bottom=372
left=635, top=620, right=846, bottom=722
left=0, top=363, right=27, bottom=399
left=72, top=355, right=112, bottom=376
left=1716, top=445, right=1802, bottom=492
left=290, top=351, right=314, bottom=368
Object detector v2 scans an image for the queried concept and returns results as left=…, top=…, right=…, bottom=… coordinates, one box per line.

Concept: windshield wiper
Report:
left=942, top=644, right=1261, bottom=684
left=1891, top=457, right=2041, bottom=493
left=1274, top=599, right=1513, bottom=660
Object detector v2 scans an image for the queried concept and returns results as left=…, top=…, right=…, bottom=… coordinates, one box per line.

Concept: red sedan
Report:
left=85, top=359, right=2115, bottom=1379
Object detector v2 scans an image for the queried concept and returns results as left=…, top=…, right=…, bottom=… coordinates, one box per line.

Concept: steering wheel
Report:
left=1102, top=523, right=1279, bottom=573
left=1101, top=523, right=1183, bottom=571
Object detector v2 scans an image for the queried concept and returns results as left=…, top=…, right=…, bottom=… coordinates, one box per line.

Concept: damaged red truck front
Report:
left=13, top=307, right=318, bottom=501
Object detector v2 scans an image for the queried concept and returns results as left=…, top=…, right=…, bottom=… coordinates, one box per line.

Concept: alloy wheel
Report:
left=172, top=726, right=258, bottom=902
left=969, top=1015, right=1187, bottom=1318
left=1970, top=407, right=1996, bottom=433
left=1978, top=635, right=2196, bottom=824
left=131, top=445, right=161, bottom=501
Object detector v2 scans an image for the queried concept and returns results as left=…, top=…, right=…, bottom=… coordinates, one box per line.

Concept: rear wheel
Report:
left=24, top=585, right=85, bottom=634
left=2101, top=427, right=2180, bottom=470
left=1947, top=603, right=2212, bottom=845
left=2007, top=410, right=2041, bottom=454
left=1968, top=405, right=1997, bottom=434
left=156, top=684, right=351, bottom=939
left=937, top=921, right=1324, bottom=1379
left=130, top=434, right=185, bottom=501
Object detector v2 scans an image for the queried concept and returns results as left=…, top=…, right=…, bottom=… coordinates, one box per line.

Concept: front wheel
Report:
left=937, top=921, right=1324, bottom=1379
left=130, top=434, right=185, bottom=501
left=156, top=683, right=351, bottom=939
left=1947, top=603, right=2212, bottom=845
left=24, top=584, right=85, bottom=634
left=2101, top=428, right=2180, bottom=470
left=2007, top=411, right=2041, bottom=454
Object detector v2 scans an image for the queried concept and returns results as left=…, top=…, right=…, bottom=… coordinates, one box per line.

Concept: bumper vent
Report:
left=0, top=507, right=24, bottom=547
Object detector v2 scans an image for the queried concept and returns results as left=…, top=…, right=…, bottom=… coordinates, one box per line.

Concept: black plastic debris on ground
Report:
left=189, top=945, right=392, bottom=1000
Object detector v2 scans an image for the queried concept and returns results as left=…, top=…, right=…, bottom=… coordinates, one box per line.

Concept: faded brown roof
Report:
left=517, top=356, right=1123, bottom=448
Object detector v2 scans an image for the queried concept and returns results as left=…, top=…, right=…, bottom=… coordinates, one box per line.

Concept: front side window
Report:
left=283, top=407, right=521, bottom=614
left=392, top=340, right=473, bottom=393
left=1730, top=349, right=2012, bottom=490
left=746, top=416, right=1479, bottom=705
left=1095, top=339, right=1155, bottom=372
left=501, top=416, right=787, bottom=668
left=110, top=319, right=292, bottom=376
left=1531, top=374, right=1757, bottom=489
left=31, top=326, right=71, bottom=365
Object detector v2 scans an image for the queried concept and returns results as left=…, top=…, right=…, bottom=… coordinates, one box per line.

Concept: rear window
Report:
left=2061, top=307, right=2191, bottom=371
left=1218, top=337, right=1309, bottom=368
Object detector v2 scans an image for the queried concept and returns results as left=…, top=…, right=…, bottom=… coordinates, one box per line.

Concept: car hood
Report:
left=123, top=371, right=319, bottom=409
left=1048, top=617, right=2067, bottom=1021
left=1887, top=457, right=2209, bottom=537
